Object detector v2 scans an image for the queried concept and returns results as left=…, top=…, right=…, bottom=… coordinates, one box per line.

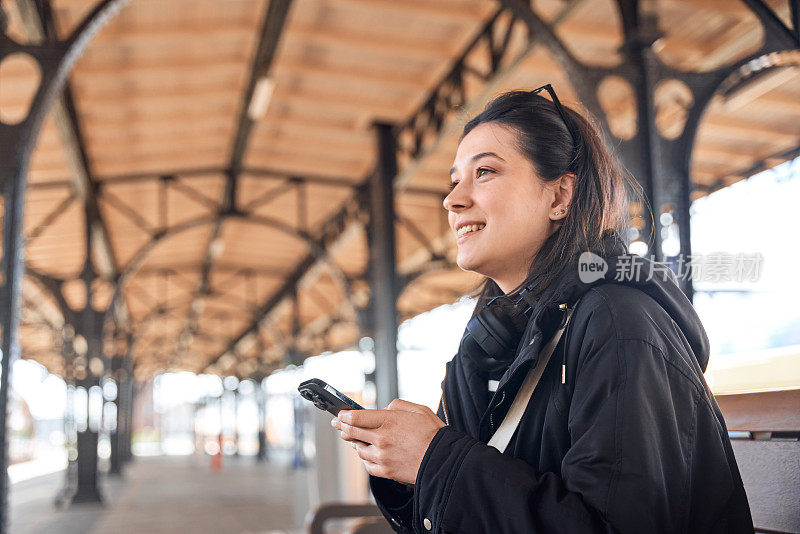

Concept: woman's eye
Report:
left=476, top=167, right=493, bottom=177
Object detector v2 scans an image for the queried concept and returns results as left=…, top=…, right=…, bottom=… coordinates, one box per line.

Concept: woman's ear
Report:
left=548, top=173, right=576, bottom=221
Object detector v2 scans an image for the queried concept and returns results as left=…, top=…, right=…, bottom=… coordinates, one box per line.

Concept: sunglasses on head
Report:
left=530, top=84, right=578, bottom=145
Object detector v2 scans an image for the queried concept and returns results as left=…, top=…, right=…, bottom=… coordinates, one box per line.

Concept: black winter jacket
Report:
left=369, top=233, right=753, bottom=533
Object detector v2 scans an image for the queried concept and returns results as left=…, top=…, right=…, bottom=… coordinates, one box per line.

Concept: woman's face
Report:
left=444, top=122, right=570, bottom=293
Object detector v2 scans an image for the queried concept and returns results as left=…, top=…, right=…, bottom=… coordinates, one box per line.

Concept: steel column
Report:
left=0, top=110, right=29, bottom=529
left=71, top=304, right=105, bottom=504
left=0, top=0, right=128, bottom=526
left=369, top=124, right=400, bottom=409
left=54, top=328, right=78, bottom=506
left=256, top=377, right=268, bottom=462
left=108, top=337, right=131, bottom=476
left=618, top=1, right=662, bottom=261
left=233, top=386, right=240, bottom=456
left=123, top=376, right=136, bottom=464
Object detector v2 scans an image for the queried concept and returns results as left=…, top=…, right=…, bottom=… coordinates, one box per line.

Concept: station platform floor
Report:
left=10, top=454, right=311, bottom=534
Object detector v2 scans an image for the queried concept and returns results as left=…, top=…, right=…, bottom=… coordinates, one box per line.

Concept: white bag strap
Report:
left=487, top=303, right=578, bottom=453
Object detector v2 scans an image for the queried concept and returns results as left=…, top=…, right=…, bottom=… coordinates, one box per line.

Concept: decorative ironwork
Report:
left=0, top=0, right=130, bottom=520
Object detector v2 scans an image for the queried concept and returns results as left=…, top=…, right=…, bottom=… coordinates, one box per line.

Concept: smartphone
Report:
left=298, top=378, right=364, bottom=416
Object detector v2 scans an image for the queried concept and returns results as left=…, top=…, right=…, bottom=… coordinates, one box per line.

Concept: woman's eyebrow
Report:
left=449, top=152, right=506, bottom=176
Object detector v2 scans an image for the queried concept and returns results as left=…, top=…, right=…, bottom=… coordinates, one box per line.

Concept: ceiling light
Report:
left=247, top=77, right=275, bottom=120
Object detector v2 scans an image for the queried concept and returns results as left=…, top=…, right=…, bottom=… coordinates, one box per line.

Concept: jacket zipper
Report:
left=488, top=390, right=506, bottom=435
left=441, top=390, right=450, bottom=426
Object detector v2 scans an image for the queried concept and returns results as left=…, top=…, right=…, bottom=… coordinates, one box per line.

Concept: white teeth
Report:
left=456, top=223, right=485, bottom=237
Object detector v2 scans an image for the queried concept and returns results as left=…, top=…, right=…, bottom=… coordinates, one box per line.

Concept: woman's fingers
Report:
left=334, top=419, right=380, bottom=444
left=333, top=405, right=442, bottom=485
left=337, top=409, right=386, bottom=429
left=352, top=441, right=379, bottom=463
left=387, top=398, right=431, bottom=415
left=360, top=458, right=387, bottom=479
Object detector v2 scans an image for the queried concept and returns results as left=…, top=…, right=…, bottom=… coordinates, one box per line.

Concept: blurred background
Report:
left=1, top=0, right=798, bottom=533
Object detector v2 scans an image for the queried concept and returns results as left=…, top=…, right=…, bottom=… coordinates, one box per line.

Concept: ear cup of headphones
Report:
left=461, top=303, right=528, bottom=372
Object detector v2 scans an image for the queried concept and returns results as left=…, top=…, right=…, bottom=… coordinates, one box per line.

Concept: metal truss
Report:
left=16, top=0, right=120, bottom=279
left=394, top=1, right=584, bottom=171
left=0, top=0, right=130, bottom=521
left=171, top=0, right=292, bottom=373
left=203, top=6, right=575, bottom=375
left=395, top=0, right=800, bottom=302
left=4, top=0, right=798, bottom=478
left=24, top=164, right=448, bottom=379
left=256, top=0, right=800, bottom=373
left=200, top=191, right=365, bottom=374
left=24, top=155, right=451, bottom=375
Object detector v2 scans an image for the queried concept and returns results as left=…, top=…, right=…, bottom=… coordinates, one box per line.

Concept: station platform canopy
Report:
left=3, top=0, right=799, bottom=380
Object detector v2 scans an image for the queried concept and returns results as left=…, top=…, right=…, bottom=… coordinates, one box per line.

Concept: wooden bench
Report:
left=716, top=389, right=800, bottom=534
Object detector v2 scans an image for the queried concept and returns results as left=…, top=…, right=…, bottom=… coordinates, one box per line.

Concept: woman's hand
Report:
left=332, top=398, right=446, bottom=485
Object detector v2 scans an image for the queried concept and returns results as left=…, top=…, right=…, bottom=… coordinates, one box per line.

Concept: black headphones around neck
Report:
left=461, top=233, right=625, bottom=371
left=460, top=286, right=555, bottom=372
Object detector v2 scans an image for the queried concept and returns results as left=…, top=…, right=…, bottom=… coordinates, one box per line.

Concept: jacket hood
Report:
left=446, top=230, right=711, bottom=441
left=510, top=230, right=710, bottom=379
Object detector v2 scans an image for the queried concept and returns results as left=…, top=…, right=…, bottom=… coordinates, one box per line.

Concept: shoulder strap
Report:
left=486, top=302, right=578, bottom=453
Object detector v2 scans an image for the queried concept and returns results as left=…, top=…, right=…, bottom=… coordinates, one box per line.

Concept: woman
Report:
left=331, top=87, right=753, bottom=533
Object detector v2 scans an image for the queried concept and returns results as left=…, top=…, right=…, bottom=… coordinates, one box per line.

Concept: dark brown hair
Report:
left=461, top=89, right=643, bottom=315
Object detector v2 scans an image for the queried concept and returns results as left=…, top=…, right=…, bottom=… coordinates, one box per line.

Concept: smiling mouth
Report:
left=456, top=223, right=485, bottom=238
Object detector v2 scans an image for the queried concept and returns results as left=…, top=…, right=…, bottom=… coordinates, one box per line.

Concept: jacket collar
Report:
left=492, top=231, right=628, bottom=397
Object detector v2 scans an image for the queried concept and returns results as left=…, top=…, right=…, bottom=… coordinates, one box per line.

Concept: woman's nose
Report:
left=443, top=181, right=471, bottom=212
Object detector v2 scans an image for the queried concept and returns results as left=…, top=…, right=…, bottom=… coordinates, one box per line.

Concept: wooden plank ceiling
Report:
left=2, top=0, right=798, bottom=379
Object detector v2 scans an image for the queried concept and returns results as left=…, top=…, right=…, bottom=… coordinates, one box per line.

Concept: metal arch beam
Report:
left=740, top=0, right=800, bottom=45
left=692, top=142, right=800, bottom=196
left=69, top=165, right=357, bottom=188
left=100, top=208, right=355, bottom=371
left=88, top=166, right=224, bottom=186
left=498, top=0, right=800, bottom=302
left=612, top=0, right=800, bottom=302
left=15, top=0, right=119, bottom=280
left=498, top=0, right=656, bottom=252
left=170, top=0, right=292, bottom=367
left=393, top=0, right=590, bottom=181
left=1, top=0, right=130, bottom=524
left=200, top=192, right=365, bottom=373
left=102, top=165, right=444, bottom=304
left=24, top=267, right=78, bottom=327
left=656, top=4, right=799, bottom=304
left=496, top=0, right=610, bottom=131
left=108, top=210, right=349, bottom=295
left=201, top=3, right=589, bottom=374
left=185, top=211, right=356, bottom=368
left=103, top=213, right=222, bottom=330
left=88, top=165, right=447, bottom=197
left=227, top=0, right=293, bottom=176
left=28, top=164, right=449, bottom=197
left=227, top=213, right=356, bottom=306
